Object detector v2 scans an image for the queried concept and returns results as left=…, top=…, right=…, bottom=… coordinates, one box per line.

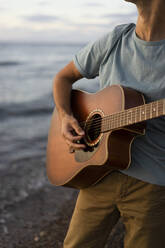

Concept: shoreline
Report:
left=0, top=184, right=77, bottom=248
left=0, top=182, right=124, bottom=248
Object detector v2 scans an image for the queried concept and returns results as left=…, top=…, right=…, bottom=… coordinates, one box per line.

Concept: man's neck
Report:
left=135, top=0, right=165, bottom=41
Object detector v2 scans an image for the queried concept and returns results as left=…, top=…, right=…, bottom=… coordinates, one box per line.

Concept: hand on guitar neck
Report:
left=60, top=113, right=86, bottom=152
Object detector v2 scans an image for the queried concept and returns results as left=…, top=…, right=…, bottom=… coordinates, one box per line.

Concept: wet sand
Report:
left=0, top=178, right=124, bottom=248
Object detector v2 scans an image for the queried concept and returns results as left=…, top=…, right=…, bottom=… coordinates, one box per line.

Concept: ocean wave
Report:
left=0, top=93, right=54, bottom=120
left=3, top=106, right=53, bottom=118
left=0, top=61, right=22, bottom=66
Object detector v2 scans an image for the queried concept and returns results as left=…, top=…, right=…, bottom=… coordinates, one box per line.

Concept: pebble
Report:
left=3, top=226, right=9, bottom=235
left=34, top=236, right=39, bottom=242
left=40, top=231, right=45, bottom=237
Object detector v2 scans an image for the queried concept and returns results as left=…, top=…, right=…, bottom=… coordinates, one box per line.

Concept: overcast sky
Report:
left=0, top=0, right=137, bottom=43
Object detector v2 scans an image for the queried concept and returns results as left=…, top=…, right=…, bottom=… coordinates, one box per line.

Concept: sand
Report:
left=0, top=182, right=124, bottom=248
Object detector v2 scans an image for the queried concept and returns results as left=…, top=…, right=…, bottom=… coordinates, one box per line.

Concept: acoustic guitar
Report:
left=46, top=84, right=165, bottom=189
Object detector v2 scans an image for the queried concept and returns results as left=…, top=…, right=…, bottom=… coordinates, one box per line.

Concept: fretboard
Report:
left=101, top=99, right=165, bottom=133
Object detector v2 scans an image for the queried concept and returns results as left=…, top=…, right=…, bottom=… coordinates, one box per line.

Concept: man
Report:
left=53, top=0, right=165, bottom=247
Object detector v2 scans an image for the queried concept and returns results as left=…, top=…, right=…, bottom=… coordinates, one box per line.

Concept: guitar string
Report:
left=82, top=106, right=161, bottom=138
left=78, top=100, right=164, bottom=129
left=79, top=103, right=163, bottom=128
left=78, top=104, right=164, bottom=134
left=91, top=106, right=163, bottom=132
left=80, top=107, right=163, bottom=133
left=85, top=100, right=164, bottom=128
left=83, top=111, right=152, bottom=135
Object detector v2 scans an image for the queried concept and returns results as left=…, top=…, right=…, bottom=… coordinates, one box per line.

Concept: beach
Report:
left=0, top=176, right=124, bottom=248
left=0, top=42, right=124, bottom=247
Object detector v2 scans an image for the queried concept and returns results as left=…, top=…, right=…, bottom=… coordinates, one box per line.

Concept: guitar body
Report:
left=46, top=85, right=145, bottom=189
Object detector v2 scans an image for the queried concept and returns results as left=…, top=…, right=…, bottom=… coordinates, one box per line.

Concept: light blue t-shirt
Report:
left=73, top=23, right=165, bottom=186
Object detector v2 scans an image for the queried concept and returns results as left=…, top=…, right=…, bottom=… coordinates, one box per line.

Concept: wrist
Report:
left=58, top=109, right=73, bottom=120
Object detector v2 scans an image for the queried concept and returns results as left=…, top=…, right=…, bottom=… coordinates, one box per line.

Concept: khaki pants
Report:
left=64, top=171, right=165, bottom=248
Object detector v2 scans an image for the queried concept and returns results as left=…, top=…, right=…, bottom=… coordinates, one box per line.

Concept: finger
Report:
left=63, top=131, right=75, bottom=141
left=65, top=139, right=86, bottom=149
left=67, top=141, right=86, bottom=150
left=71, top=119, right=85, bottom=136
left=63, top=129, right=84, bottom=142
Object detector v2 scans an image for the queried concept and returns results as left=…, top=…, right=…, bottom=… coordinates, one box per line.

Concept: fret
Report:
left=116, top=114, right=119, bottom=128
left=132, top=107, right=135, bottom=124
left=120, top=112, right=123, bottom=127
left=158, top=100, right=163, bottom=116
left=139, top=106, right=142, bottom=121
left=140, top=105, right=146, bottom=121
left=156, top=101, right=159, bottom=117
left=152, top=101, right=157, bottom=118
left=122, top=112, right=125, bottom=126
left=108, top=116, right=110, bottom=130
left=146, top=103, right=151, bottom=120
left=144, top=104, right=150, bottom=120
left=128, top=110, right=132, bottom=125
left=122, top=111, right=125, bottom=127
left=163, top=99, right=165, bottom=115
left=126, top=110, right=129, bottom=125
left=125, top=111, right=127, bottom=126
left=134, top=107, right=137, bottom=123
left=117, top=113, right=120, bottom=128
left=123, top=114, right=125, bottom=126
left=125, top=111, right=128, bottom=125
left=113, top=113, right=116, bottom=129
left=109, top=115, right=112, bottom=130
left=153, top=102, right=156, bottom=118
left=117, top=112, right=120, bottom=128
left=139, top=106, right=141, bottom=121
left=108, top=115, right=111, bottom=131
left=114, top=113, right=117, bottom=128
left=138, top=106, right=141, bottom=122
left=157, top=100, right=160, bottom=116
left=112, top=114, right=115, bottom=129
left=119, top=112, right=123, bottom=127
left=151, top=102, right=154, bottom=119
left=114, top=113, right=118, bottom=128
left=102, top=98, right=165, bottom=134
left=111, top=114, right=115, bottom=130
left=150, top=102, right=152, bottom=119
left=143, top=105, right=147, bottom=121
left=110, top=115, right=113, bottom=130
left=119, top=112, right=122, bottom=127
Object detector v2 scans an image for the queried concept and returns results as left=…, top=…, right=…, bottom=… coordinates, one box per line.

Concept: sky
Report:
left=0, top=0, right=137, bottom=43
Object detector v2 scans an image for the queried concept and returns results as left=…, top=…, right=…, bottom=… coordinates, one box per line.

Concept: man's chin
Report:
left=124, top=0, right=136, bottom=3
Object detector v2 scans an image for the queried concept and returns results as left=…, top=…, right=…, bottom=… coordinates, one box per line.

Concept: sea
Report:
left=0, top=42, right=99, bottom=216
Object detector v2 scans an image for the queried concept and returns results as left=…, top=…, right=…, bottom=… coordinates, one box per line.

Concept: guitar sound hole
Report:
left=85, top=114, right=102, bottom=146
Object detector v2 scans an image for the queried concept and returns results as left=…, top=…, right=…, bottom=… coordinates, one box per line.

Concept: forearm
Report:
left=52, top=61, right=85, bottom=149
left=53, top=75, right=73, bottom=119
left=53, top=61, right=83, bottom=120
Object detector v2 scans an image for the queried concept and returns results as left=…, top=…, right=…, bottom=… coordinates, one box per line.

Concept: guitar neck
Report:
left=101, top=98, right=165, bottom=132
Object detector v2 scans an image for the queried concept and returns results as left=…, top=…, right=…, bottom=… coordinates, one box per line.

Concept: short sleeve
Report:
left=73, top=23, right=135, bottom=79
left=73, top=32, right=113, bottom=79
